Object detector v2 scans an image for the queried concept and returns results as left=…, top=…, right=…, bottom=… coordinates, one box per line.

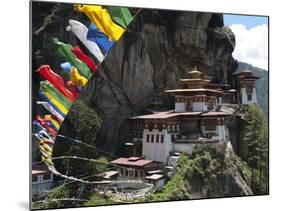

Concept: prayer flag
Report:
left=60, top=62, right=72, bottom=74
left=87, top=23, right=115, bottom=53
left=107, top=7, right=133, bottom=29
left=70, top=66, right=88, bottom=87
left=67, top=20, right=104, bottom=62
left=40, top=81, right=72, bottom=109
left=75, top=4, right=125, bottom=41
left=37, top=65, right=76, bottom=102
left=71, top=46, right=97, bottom=72
left=38, top=92, right=67, bottom=118
left=66, top=80, right=80, bottom=98
left=52, top=38, right=92, bottom=79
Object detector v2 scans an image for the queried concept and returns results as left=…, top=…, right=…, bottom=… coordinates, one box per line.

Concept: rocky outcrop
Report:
left=187, top=143, right=253, bottom=199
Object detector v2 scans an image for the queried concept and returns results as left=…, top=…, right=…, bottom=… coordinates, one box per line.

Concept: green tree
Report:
left=243, top=105, right=268, bottom=193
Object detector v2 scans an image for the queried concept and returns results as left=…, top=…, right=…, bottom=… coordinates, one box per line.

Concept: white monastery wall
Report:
left=192, top=102, right=208, bottom=111
left=175, top=102, right=185, bottom=112
left=142, top=129, right=172, bottom=163
left=241, top=87, right=257, bottom=105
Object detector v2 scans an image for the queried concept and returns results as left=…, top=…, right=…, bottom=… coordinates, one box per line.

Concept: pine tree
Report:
left=243, top=105, right=268, bottom=193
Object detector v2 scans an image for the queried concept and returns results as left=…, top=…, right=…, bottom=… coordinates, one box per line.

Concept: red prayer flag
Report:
left=72, top=46, right=97, bottom=72
left=35, top=116, right=58, bottom=137
left=37, top=65, right=76, bottom=102
left=51, top=114, right=62, bottom=124
left=66, top=80, right=80, bottom=98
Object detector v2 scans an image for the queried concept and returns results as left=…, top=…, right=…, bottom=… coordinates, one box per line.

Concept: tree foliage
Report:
left=243, top=105, right=268, bottom=194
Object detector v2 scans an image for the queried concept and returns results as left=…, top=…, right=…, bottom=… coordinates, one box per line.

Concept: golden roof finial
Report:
left=194, top=66, right=197, bottom=71
left=188, top=65, right=201, bottom=78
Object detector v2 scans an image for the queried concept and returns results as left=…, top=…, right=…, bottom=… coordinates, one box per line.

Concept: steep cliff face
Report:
left=88, top=10, right=237, bottom=153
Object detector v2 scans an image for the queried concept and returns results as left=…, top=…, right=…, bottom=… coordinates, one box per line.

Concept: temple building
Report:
left=233, top=70, right=259, bottom=105
left=126, top=67, right=238, bottom=164
left=110, top=157, right=161, bottom=179
left=112, top=67, right=259, bottom=174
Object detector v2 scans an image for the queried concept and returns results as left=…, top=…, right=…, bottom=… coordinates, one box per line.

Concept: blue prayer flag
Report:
left=87, top=23, right=115, bottom=53
left=60, top=62, right=72, bottom=74
left=38, top=91, right=66, bottom=119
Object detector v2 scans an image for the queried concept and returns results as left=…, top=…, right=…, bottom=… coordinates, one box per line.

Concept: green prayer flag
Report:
left=52, top=38, right=91, bottom=79
left=107, top=7, right=133, bottom=29
left=40, top=81, right=72, bottom=109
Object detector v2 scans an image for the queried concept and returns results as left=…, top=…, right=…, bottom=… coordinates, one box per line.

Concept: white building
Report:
left=32, top=164, right=54, bottom=200
left=128, top=68, right=235, bottom=164
left=233, top=70, right=259, bottom=105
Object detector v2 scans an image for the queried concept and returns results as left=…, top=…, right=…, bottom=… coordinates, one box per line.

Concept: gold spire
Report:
left=188, top=66, right=202, bottom=79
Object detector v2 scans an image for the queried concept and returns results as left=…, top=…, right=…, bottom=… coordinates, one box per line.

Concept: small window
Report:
left=186, top=100, right=192, bottom=110
left=161, top=135, right=164, bottom=143
left=247, top=94, right=252, bottom=101
left=156, top=134, right=159, bottom=143
left=146, top=134, right=149, bottom=143
left=38, top=175, right=43, bottom=183
left=151, top=135, right=154, bottom=143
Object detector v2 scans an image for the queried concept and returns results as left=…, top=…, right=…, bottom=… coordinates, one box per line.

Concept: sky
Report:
left=224, top=14, right=268, bottom=70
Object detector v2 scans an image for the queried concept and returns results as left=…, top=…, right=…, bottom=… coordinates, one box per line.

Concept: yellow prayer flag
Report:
left=44, top=91, right=69, bottom=115
left=75, top=4, right=125, bottom=41
left=45, top=115, right=61, bottom=130
left=70, top=66, right=88, bottom=87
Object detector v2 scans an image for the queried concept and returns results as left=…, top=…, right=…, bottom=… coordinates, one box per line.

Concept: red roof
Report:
left=131, top=111, right=201, bottom=119
left=131, top=110, right=229, bottom=120
left=200, top=111, right=230, bottom=116
left=111, top=157, right=153, bottom=167
left=165, top=88, right=223, bottom=94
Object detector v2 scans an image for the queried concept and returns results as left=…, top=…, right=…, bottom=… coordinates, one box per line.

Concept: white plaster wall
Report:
left=173, top=143, right=196, bottom=154
left=142, top=129, right=172, bottom=163
left=192, top=102, right=208, bottom=111
left=216, top=125, right=226, bottom=141
left=241, top=87, right=258, bottom=105
left=201, top=125, right=227, bottom=141
left=201, top=125, right=207, bottom=136
left=253, top=88, right=257, bottom=103
left=218, top=97, right=222, bottom=104
left=175, top=102, right=185, bottom=112
left=32, top=181, right=53, bottom=199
